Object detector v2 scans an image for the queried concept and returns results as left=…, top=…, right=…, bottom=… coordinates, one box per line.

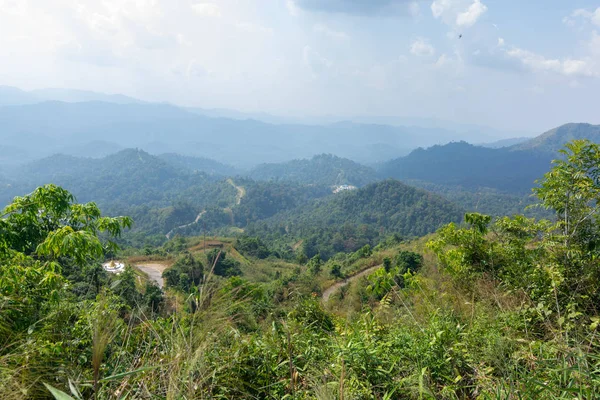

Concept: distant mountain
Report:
left=1, top=149, right=235, bottom=214
left=376, top=123, right=600, bottom=216
left=58, top=140, right=124, bottom=158
left=0, top=85, right=141, bottom=106
left=0, top=86, right=39, bottom=106
left=248, top=179, right=464, bottom=258
left=0, top=101, right=463, bottom=166
left=30, top=88, right=142, bottom=104
left=479, top=137, right=531, bottom=149
left=379, top=141, right=552, bottom=194
left=186, top=108, right=532, bottom=143
left=158, top=153, right=239, bottom=176
left=509, top=123, right=600, bottom=153
left=248, top=154, right=377, bottom=187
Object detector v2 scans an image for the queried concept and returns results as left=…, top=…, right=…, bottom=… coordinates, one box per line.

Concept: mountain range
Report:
left=0, top=85, right=533, bottom=167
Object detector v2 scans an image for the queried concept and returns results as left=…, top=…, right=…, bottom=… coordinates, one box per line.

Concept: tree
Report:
left=308, top=254, right=322, bottom=276
left=534, top=139, right=600, bottom=315
left=534, top=140, right=600, bottom=248
left=0, top=184, right=132, bottom=331
left=383, top=257, right=392, bottom=273
left=207, top=249, right=241, bottom=277
left=330, top=263, right=342, bottom=278
left=163, top=252, right=204, bottom=291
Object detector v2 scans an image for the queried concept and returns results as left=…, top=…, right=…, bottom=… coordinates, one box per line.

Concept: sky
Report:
left=0, top=0, right=599, bottom=133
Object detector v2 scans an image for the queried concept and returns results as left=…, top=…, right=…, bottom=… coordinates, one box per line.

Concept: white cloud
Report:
left=314, top=24, right=349, bottom=40
left=564, top=7, right=600, bottom=28
left=408, top=2, right=421, bottom=17
left=435, top=54, right=449, bottom=67
left=286, top=0, right=300, bottom=16
left=498, top=37, right=505, bottom=47
left=590, top=30, right=600, bottom=56
left=410, top=38, right=435, bottom=56
left=456, top=0, right=487, bottom=28
left=505, top=47, right=598, bottom=78
left=431, top=0, right=487, bottom=28
left=431, top=0, right=451, bottom=18
left=303, top=45, right=332, bottom=75
left=191, top=3, right=221, bottom=17
left=235, top=22, right=273, bottom=35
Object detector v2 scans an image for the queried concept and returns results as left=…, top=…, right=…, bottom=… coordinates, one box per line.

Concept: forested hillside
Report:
left=248, top=179, right=464, bottom=259
left=2, top=149, right=234, bottom=211
left=379, top=141, right=552, bottom=193
left=510, top=123, right=600, bottom=153
left=157, top=153, right=239, bottom=177
left=3, top=140, right=600, bottom=399
left=248, top=154, right=377, bottom=187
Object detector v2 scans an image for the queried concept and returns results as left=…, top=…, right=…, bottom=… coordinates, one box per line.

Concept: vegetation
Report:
left=248, top=179, right=464, bottom=259
left=379, top=141, right=552, bottom=194
left=248, top=153, right=378, bottom=187
left=2, top=140, right=600, bottom=399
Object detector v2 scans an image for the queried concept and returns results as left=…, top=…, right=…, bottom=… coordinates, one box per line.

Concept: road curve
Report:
left=322, top=264, right=382, bottom=302
left=135, top=263, right=169, bottom=289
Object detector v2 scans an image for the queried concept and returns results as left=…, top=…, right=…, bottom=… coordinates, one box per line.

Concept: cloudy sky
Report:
left=1, top=0, right=599, bottom=132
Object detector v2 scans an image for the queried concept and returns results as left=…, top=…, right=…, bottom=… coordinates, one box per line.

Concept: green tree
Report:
left=330, top=263, right=342, bottom=278
left=534, top=139, right=600, bottom=316
left=308, top=254, right=322, bottom=276
left=0, top=184, right=132, bottom=331
left=207, top=249, right=241, bottom=277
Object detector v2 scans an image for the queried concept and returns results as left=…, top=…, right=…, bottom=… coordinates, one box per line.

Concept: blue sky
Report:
left=0, top=0, right=599, bottom=133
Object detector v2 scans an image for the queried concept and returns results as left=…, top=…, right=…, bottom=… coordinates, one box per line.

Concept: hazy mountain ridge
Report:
left=248, top=154, right=378, bottom=187
left=378, top=141, right=552, bottom=194
left=0, top=100, right=442, bottom=166
left=0, top=85, right=537, bottom=167
left=509, top=123, right=600, bottom=153
left=158, top=153, right=239, bottom=177
left=0, top=85, right=142, bottom=106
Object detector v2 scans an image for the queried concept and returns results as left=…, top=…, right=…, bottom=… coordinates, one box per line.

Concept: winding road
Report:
left=227, top=178, right=246, bottom=205
left=165, top=180, right=246, bottom=239
left=322, top=264, right=382, bottom=302
left=165, top=210, right=206, bottom=239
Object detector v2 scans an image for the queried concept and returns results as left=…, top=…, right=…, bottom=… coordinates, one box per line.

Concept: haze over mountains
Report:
left=0, top=86, right=532, bottom=167
left=2, top=84, right=600, bottom=239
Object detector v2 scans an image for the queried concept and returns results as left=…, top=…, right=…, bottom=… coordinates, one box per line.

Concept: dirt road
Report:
left=322, top=264, right=381, bottom=302
left=227, top=178, right=245, bottom=205
left=135, top=263, right=169, bottom=288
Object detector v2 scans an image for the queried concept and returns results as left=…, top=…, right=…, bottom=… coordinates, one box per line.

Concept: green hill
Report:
left=509, top=123, right=600, bottom=153
left=158, top=153, right=239, bottom=177
left=248, top=154, right=377, bottom=187
left=378, top=141, right=552, bottom=194
left=248, top=179, right=464, bottom=258
left=2, top=150, right=237, bottom=235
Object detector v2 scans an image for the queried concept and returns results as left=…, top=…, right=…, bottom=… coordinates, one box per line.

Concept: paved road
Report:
left=322, top=265, right=382, bottom=302
left=135, top=263, right=168, bottom=289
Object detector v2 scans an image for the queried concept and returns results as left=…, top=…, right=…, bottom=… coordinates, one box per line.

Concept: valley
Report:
left=2, top=92, right=600, bottom=400
left=3, top=2, right=600, bottom=397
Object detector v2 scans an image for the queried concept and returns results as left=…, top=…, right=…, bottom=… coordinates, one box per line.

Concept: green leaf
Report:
left=43, top=383, right=76, bottom=400
left=99, top=366, right=156, bottom=382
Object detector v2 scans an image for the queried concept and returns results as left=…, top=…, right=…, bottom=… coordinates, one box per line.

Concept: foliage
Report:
left=248, top=153, right=378, bottom=187
left=3, top=140, right=600, bottom=400
left=234, top=235, right=272, bottom=259
left=207, top=249, right=241, bottom=277
left=248, top=179, right=464, bottom=260
left=163, top=252, right=204, bottom=291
